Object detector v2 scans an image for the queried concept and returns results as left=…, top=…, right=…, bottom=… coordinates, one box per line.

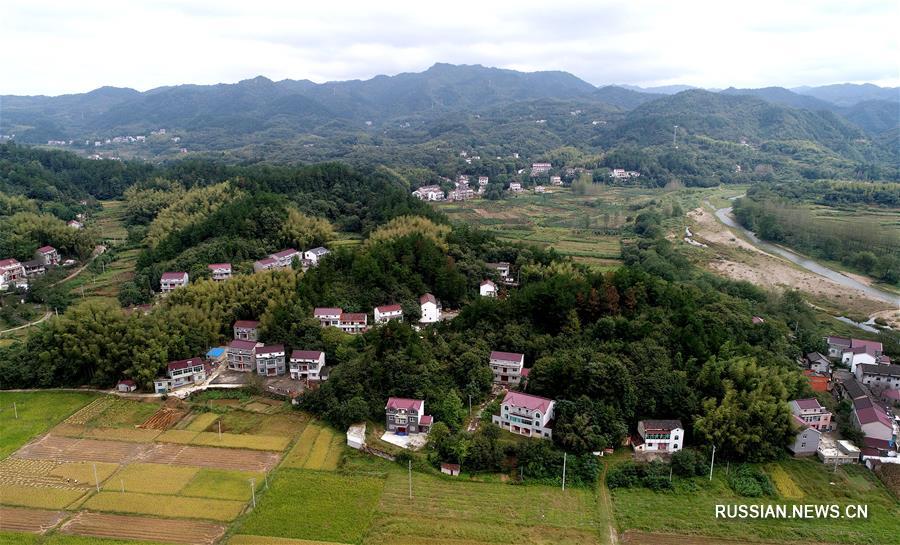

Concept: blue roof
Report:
left=206, top=347, right=225, bottom=357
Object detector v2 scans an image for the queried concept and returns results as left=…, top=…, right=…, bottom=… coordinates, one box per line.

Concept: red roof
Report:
left=291, top=350, right=324, bottom=360
left=851, top=338, right=883, bottom=355
left=341, top=313, right=367, bottom=322
left=855, top=403, right=892, bottom=427
left=419, top=415, right=433, bottom=426
left=36, top=245, right=56, bottom=254
left=480, top=279, right=496, bottom=287
left=255, top=257, right=277, bottom=266
left=501, top=391, right=552, bottom=413
left=167, top=357, right=203, bottom=371
left=385, top=397, right=423, bottom=411
left=208, top=263, right=231, bottom=270
left=827, top=336, right=851, bottom=347
left=420, top=293, right=436, bottom=305
left=314, top=307, right=342, bottom=316
left=234, top=320, right=260, bottom=329
left=256, top=344, right=284, bottom=356
left=793, top=398, right=822, bottom=410
left=161, top=271, right=187, bottom=281
left=271, top=248, right=299, bottom=258
left=228, top=339, right=257, bottom=351
left=376, top=304, right=402, bottom=313
left=520, top=368, right=531, bottom=377
left=441, top=462, right=460, bottom=471
left=490, top=351, right=524, bottom=363
left=882, top=389, right=900, bottom=401
left=118, top=379, right=136, bottom=387
left=0, top=258, right=21, bottom=268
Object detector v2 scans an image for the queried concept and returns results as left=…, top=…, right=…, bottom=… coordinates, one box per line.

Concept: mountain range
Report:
left=0, top=63, right=896, bottom=176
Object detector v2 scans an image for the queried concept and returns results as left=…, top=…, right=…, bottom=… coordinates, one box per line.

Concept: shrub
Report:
left=728, top=465, right=776, bottom=497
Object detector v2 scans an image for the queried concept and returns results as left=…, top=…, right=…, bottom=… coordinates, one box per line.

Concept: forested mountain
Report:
left=793, top=83, right=900, bottom=107
left=719, top=87, right=838, bottom=112
left=843, top=100, right=900, bottom=136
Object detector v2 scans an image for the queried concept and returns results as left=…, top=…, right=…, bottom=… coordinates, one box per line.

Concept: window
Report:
left=535, top=412, right=540, bottom=419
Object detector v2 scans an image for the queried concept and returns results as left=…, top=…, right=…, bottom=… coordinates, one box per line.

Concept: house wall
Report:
left=789, top=428, right=821, bottom=456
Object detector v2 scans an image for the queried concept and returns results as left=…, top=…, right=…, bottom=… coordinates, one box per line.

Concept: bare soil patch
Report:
left=0, top=506, right=66, bottom=533
left=60, top=511, right=225, bottom=545
left=139, top=406, right=186, bottom=429
left=622, top=531, right=829, bottom=545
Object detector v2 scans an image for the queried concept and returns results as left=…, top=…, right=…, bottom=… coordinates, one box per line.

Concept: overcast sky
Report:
left=2, top=0, right=897, bottom=95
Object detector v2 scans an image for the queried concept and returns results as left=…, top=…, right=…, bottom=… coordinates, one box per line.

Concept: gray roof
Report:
left=858, top=364, right=900, bottom=378
left=641, top=419, right=683, bottom=431
left=841, top=378, right=867, bottom=400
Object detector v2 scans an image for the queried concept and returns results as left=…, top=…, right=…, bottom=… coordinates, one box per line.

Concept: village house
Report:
left=486, top=261, right=511, bottom=280
left=492, top=391, right=554, bottom=439
left=153, top=357, right=208, bottom=394
left=788, top=416, right=822, bottom=456
left=67, top=220, right=83, bottom=229
left=550, top=176, right=562, bottom=186
left=233, top=320, right=260, bottom=341
left=347, top=423, right=366, bottom=450
left=609, top=169, right=641, bottom=179
left=227, top=339, right=259, bottom=372
left=480, top=279, right=497, bottom=297
left=837, top=376, right=867, bottom=403
left=374, top=304, right=403, bottom=324
left=856, top=364, right=900, bottom=392
left=507, top=181, right=523, bottom=192
left=419, top=293, right=441, bottom=323
left=805, top=352, right=831, bottom=374
left=289, top=350, right=326, bottom=381
left=447, top=187, right=476, bottom=201
left=22, top=259, right=46, bottom=277
left=817, top=438, right=860, bottom=465
left=314, top=307, right=343, bottom=327
left=478, top=176, right=489, bottom=186
left=304, top=247, right=330, bottom=266
left=440, top=463, right=461, bottom=476
left=338, top=312, right=368, bottom=334
left=271, top=249, right=302, bottom=268
left=256, top=344, right=286, bottom=376
left=206, top=347, right=226, bottom=366
left=632, top=420, right=684, bottom=453
left=0, top=258, right=27, bottom=291
left=385, top=397, right=432, bottom=435
left=531, top=162, right=551, bottom=175
left=35, top=246, right=60, bottom=266
left=116, top=379, right=137, bottom=393
left=253, top=257, right=278, bottom=272
left=489, top=351, right=525, bottom=386
left=208, top=263, right=232, bottom=281
left=160, top=271, right=189, bottom=293
left=790, top=398, right=832, bottom=431
left=852, top=396, right=896, bottom=443
left=412, top=185, right=445, bottom=201
left=534, top=185, right=546, bottom=193
left=827, top=337, right=883, bottom=372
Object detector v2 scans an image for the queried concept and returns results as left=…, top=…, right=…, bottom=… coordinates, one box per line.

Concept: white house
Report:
left=160, top=272, right=189, bottom=293
left=478, top=176, right=489, bottom=186
left=253, top=257, right=278, bottom=272
left=788, top=416, right=822, bottom=456
left=856, top=364, right=900, bottom=392
left=412, top=185, right=445, bottom=201
left=632, top=419, right=684, bottom=453
left=440, top=463, right=461, bottom=476
left=290, top=350, right=326, bottom=381
left=67, top=220, right=84, bottom=229
left=255, top=344, right=286, bottom=376
left=508, top=182, right=523, bottom=192
left=852, top=396, right=896, bottom=442
left=208, top=263, right=232, bottom=281
left=419, top=293, right=441, bottom=323
left=347, top=423, right=366, bottom=450
left=270, top=249, right=302, bottom=268
left=550, top=176, right=562, bottom=186
left=480, top=280, right=497, bottom=297
left=314, top=307, right=343, bottom=327
left=374, top=304, right=403, bottom=324
left=489, top=351, right=525, bottom=386
left=338, top=312, right=367, bottom=334
left=116, top=380, right=137, bottom=393
left=154, top=357, right=207, bottom=393
left=304, top=247, right=330, bottom=266
left=0, top=258, right=26, bottom=290
left=492, top=391, right=554, bottom=439
left=486, top=262, right=511, bottom=281
left=531, top=162, right=551, bottom=175
left=35, top=246, right=60, bottom=267
left=843, top=347, right=877, bottom=373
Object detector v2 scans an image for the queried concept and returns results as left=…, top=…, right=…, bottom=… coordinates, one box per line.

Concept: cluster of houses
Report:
left=412, top=162, right=574, bottom=202
left=787, top=335, right=899, bottom=466
left=312, top=293, right=443, bottom=334
left=609, top=168, right=641, bottom=179
left=0, top=246, right=62, bottom=291
left=223, top=320, right=328, bottom=382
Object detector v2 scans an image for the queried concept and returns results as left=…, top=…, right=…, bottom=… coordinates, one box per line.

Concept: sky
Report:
left=1, top=0, right=898, bottom=95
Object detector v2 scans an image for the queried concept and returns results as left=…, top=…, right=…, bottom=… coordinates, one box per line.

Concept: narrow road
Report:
left=0, top=310, right=53, bottom=336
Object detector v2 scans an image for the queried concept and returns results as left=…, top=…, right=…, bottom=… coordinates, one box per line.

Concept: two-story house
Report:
left=289, top=350, right=326, bottom=381
left=480, top=280, right=497, bottom=297
left=852, top=396, right=896, bottom=443
left=314, top=307, right=343, bottom=327
left=255, top=344, right=286, bottom=376
left=208, top=263, right=232, bottom=281
left=374, top=304, right=403, bottom=324
left=486, top=262, right=511, bottom=280
left=35, top=246, right=60, bottom=266
left=531, top=162, right=551, bottom=175
left=856, top=364, right=900, bottom=392
left=253, top=257, right=278, bottom=272
left=385, top=397, right=433, bottom=435
left=632, top=420, right=684, bottom=453
left=805, top=352, right=831, bottom=374
left=160, top=272, right=189, bottom=293
left=789, top=398, right=832, bottom=431
left=412, top=185, right=445, bottom=201
left=338, top=312, right=367, bottom=334
left=254, top=249, right=302, bottom=272
left=233, top=320, right=260, bottom=341
left=489, top=351, right=525, bottom=386
left=153, top=357, right=208, bottom=393
left=788, top=416, right=822, bottom=456
left=0, top=258, right=27, bottom=290
left=304, top=247, right=330, bottom=266
left=227, top=339, right=258, bottom=372
left=492, top=391, right=554, bottom=439
left=419, top=294, right=441, bottom=323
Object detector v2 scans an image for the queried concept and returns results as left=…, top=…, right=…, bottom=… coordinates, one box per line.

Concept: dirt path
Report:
left=0, top=310, right=52, bottom=336
left=51, top=244, right=106, bottom=287
left=598, top=462, right=619, bottom=544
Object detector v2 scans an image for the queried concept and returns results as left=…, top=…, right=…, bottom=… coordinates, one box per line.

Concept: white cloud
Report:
left=0, top=0, right=897, bottom=95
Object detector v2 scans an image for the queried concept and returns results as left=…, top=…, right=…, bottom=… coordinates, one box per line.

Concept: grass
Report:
left=230, top=537, right=350, bottom=545
left=82, top=427, right=162, bottom=442
left=238, top=469, right=385, bottom=543
left=0, top=392, right=98, bottom=459
left=0, top=484, right=88, bottom=509
left=281, top=421, right=324, bottom=468
left=89, top=398, right=160, bottom=428
left=103, top=463, right=199, bottom=494
left=181, top=469, right=264, bottom=501
left=610, top=458, right=900, bottom=544
left=82, top=491, right=245, bottom=521
left=186, top=412, right=220, bottom=432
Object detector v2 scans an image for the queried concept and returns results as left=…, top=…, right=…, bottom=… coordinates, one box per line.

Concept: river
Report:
left=712, top=205, right=900, bottom=308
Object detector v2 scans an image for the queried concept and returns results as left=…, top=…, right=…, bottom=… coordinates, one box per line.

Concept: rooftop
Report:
left=490, top=351, right=524, bottom=363
left=376, top=304, right=402, bottom=313
left=167, top=357, right=204, bottom=372
left=641, top=419, right=683, bottom=431
left=228, top=339, right=258, bottom=351
left=386, top=397, right=424, bottom=411
left=234, top=320, right=260, bottom=329
left=420, top=293, right=437, bottom=305
left=314, top=307, right=343, bottom=316
left=160, top=271, right=187, bottom=281
left=256, top=344, right=285, bottom=356
left=792, top=398, right=823, bottom=411
left=502, top=391, right=553, bottom=413
left=291, top=350, right=324, bottom=360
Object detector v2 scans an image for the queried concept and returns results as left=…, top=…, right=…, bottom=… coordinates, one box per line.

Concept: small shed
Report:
left=440, top=462, right=461, bottom=476
left=116, top=379, right=137, bottom=393
left=347, top=422, right=366, bottom=450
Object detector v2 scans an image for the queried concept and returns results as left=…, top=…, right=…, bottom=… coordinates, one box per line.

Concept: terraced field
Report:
left=0, top=507, right=66, bottom=533
left=281, top=421, right=343, bottom=470
left=60, top=512, right=225, bottom=545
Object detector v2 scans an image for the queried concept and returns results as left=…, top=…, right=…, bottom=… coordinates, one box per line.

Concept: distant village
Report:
left=38, top=128, right=188, bottom=160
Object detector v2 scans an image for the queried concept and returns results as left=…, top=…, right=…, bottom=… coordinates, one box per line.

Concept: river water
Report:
left=713, top=206, right=900, bottom=308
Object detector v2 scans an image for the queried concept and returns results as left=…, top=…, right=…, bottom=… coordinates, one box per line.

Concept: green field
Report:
left=239, top=469, right=385, bottom=543
left=0, top=392, right=98, bottom=459
left=611, top=458, right=900, bottom=544
left=0, top=533, right=179, bottom=545
left=282, top=421, right=343, bottom=470
left=181, top=469, right=264, bottom=501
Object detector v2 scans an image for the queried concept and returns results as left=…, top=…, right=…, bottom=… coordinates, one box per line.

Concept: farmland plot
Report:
left=60, top=511, right=225, bottom=545
left=82, top=491, right=245, bottom=521
left=0, top=391, right=98, bottom=459
left=0, top=507, right=66, bottom=533
left=103, top=463, right=199, bottom=494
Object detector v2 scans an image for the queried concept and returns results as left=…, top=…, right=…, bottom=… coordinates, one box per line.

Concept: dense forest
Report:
left=733, top=184, right=900, bottom=284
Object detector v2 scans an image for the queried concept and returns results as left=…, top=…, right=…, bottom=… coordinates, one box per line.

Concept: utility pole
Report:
left=673, top=125, right=679, bottom=149
left=562, top=452, right=567, bottom=491
left=709, top=445, right=716, bottom=481
left=249, top=479, right=256, bottom=508
left=93, top=463, right=100, bottom=492
left=264, top=472, right=269, bottom=490
left=468, top=394, right=472, bottom=416
left=13, top=402, right=17, bottom=419
left=408, top=460, right=413, bottom=499
left=218, top=420, right=222, bottom=441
